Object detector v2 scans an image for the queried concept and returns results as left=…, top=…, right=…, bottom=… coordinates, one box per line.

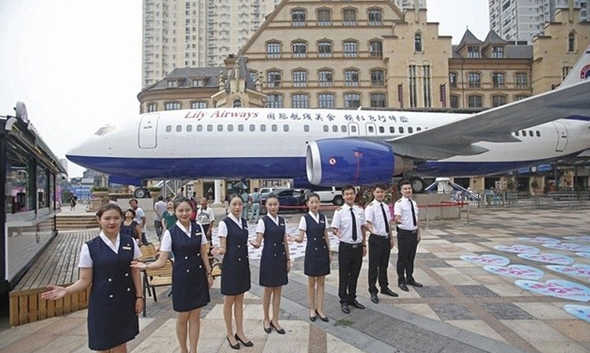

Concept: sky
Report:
left=0, top=0, right=489, bottom=178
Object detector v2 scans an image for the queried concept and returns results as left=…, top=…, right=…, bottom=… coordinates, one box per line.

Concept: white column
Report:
left=214, top=179, right=222, bottom=204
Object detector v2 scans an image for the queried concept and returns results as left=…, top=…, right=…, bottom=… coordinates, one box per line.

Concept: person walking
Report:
left=394, top=180, right=423, bottom=292
left=129, top=199, right=147, bottom=244
left=240, top=189, right=250, bottom=221
left=250, top=194, right=290, bottom=334
left=42, top=203, right=143, bottom=352
left=331, top=185, right=367, bottom=314
left=153, top=196, right=167, bottom=241
left=365, top=185, right=398, bottom=304
left=161, top=201, right=177, bottom=230
left=132, top=197, right=213, bottom=353
left=196, top=197, right=215, bottom=249
left=249, top=187, right=261, bottom=223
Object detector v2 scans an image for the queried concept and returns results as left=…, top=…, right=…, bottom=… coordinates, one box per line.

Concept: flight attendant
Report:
left=214, top=195, right=253, bottom=349
left=42, top=203, right=143, bottom=353
left=291, top=193, right=331, bottom=322
left=132, top=197, right=213, bottom=353
left=250, top=194, right=290, bottom=334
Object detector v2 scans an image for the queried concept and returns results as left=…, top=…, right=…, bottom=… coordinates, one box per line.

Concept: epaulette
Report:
left=396, top=199, right=402, bottom=203
left=336, top=207, right=342, bottom=211
left=368, top=202, right=374, bottom=206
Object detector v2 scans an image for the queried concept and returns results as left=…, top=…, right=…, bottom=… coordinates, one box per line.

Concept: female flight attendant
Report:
left=291, top=193, right=331, bottom=322
left=214, top=195, right=253, bottom=349
left=250, top=194, right=290, bottom=334
left=132, top=197, right=213, bottom=353
left=42, top=204, right=143, bottom=353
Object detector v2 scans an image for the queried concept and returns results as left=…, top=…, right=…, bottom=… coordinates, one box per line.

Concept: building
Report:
left=489, top=0, right=588, bottom=43
left=393, top=0, right=426, bottom=10
left=142, top=0, right=281, bottom=87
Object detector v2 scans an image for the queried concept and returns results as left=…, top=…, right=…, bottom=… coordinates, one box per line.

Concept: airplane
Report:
left=67, top=45, right=590, bottom=197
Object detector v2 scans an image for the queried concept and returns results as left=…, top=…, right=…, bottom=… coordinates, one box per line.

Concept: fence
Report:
left=476, top=191, right=590, bottom=209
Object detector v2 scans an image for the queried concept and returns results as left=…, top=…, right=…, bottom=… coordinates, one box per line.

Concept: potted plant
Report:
left=530, top=179, right=540, bottom=195
left=148, top=186, right=161, bottom=198
left=91, top=186, right=109, bottom=196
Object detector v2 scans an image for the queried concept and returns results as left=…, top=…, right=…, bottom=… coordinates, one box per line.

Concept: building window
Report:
left=318, top=41, right=332, bottom=57
left=568, top=31, right=575, bottom=52
left=423, top=65, right=432, bottom=108
left=343, top=9, right=356, bottom=26
left=492, top=46, right=504, bottom=58
left=147, top=103, right=157, bottom=112
left=345, top=70, right=359, bottom=86
left=468, top=72, right=481, bottom=88
left=468, top=95, right=483, bottom=108
left=233, top=99, right=242, bottom=108
left=369, top=40, right=382, bottom=57
left=343, top=41, right=358, bottom=57
left=492, top=72, right=505, bottom=88
left=267, top=71, right=282, bottom=87
left=344, top=93, right=361, bottom=108
left=317, top=9, right=331, bottom=26
left=293, top=70, right=307, bottom=87
left=515, top=72, right=528, bottom=88
left=414, top=33, right=422, bottom=52
left=450, top=95, right=459, bottom=108
left=292, top=41, right=307, bottom=58
left=368, top=9, right=382, bottom=25
left=492, top=95, right=507, bottom=107
left=292, top=9, right=306, bottom=26
left=192, top=79, right=205, bottom=87
left=191, top=101, right=207, bottom=109
left=449, top=72, right=457, bottom=88
left=515, top=95, right=529, bottom=101
left=318, top=93, right=335, bottom=108
left=165, top=102, right=181, bottom=110
left=267, top=42, right=280, bottom=58
left=370, top=93, right=386, bottom=108
left=267, top=94, right=283, bottom=108
left=409, top=65, right=417, bottom=108
left=467, top=45, right=480, bottom=58
left=562, top=66, right=572, bottom=80
left=167, top=80, right=178, bottom=87
left=249, top=71, right=258, bottom=83
left=292, top=94, right=309, bottom=108
left=318, top=70, right=333, bottom=87
left=371, top=70, right=384, bottom=86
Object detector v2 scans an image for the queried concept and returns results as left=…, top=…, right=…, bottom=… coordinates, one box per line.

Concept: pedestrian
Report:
left=365, top=185, right=398, bottom=304
left=161, top=201, right=177, bottom=230
left=331, top=185, right=367, bottom=314
left=291, top=192, right=330, bottom=322
left=394, top=180, right=423, bottom=292
left=249, top=187, right=261, bottom=223
left=132, top=197, right=213, bottom=353
left=250, top=193, right=290, bottom=334
left=129, top=199, right=147, bottom=244
left=41, top=203, right=143, bottom=352
left=153, top=196, right=167, bottom=241
left=196, top=197, right=215, bottom=249
left=69, top=195, right=77, bottom=211
left=240, top=189, right=250, bottom=221
left=121, top=208, right=143, bottom=244
left=214, top=195, right=253, bottom=349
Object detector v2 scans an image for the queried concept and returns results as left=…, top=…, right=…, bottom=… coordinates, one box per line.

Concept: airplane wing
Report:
left=389, top=80, right=590, bottom=160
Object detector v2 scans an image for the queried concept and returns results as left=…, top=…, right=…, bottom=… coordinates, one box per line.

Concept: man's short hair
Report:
left=342, top=185, right=356, bottom=194
left=399, top=179, right=411, bottom=188
left=129, top=198, right=138, bottom=204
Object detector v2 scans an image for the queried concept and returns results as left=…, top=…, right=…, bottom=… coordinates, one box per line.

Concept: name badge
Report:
left=122, top=246, right=132, bottom=250
left=280, top=222, right=285, bottom=226
left=320, top=220, right=325, bottom=224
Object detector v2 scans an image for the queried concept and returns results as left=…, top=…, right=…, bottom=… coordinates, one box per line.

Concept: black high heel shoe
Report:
left=235, top=333, right=253, bottom=347
left=263, top=322, right=271, bottom=334
left=316, top=310, right=329, bottom=322
left=226, top=336, right=240, bottom=350
left=270, top=321, right=286, bottom=334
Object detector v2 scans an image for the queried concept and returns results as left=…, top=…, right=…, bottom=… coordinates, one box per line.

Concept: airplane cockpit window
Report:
left=399, top=127, right=404, bottom=134
left=283, top=124, right=290, bottom=132
left=228, top=125, right=234, bottom=132
left=341, top=125, right=347, bottom=133
left=528, top=130, right=533, bottom=137
left=186, top=125, right=193, bottom=132
left=521, top=130, right=526, bottom=136
left=417, top=127, right=422, bottom=132
left=515, top=131, right=519, bottom=136
left=536, top=131, right=541, bottom=137
left=94, top=125, right=116, bottom=136
left=249, top=124, right=255, bottom=132
left=332, top=125, right=338, bottom=133
left=217, top=124, right=223, bottom=132
left=323, top=125, right=329, bottom=132
left=166, top=125, right=172, bottom=133
left=207, top=124, right=213, bottom=132
left=176, top=125, right=182, bottom=132
left=197, top=125, right=203, bottom=132
left=304, top=125, right=310, bottom=132
left=238, top=124, right=244, bottom=132
left=261, top=124, right=267, bottom=132
left=272, top=124, right=278, bottom=132
left=408, top=127, right=413, bottom=133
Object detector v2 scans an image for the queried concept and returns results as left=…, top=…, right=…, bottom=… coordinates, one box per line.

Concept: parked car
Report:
left=308, top=186, right=344, bottom=205
left=260, top=188, right=308, bottom=214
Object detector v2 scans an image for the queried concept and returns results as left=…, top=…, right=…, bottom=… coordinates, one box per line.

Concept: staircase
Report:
left=56, top=214, right=99, bottom=230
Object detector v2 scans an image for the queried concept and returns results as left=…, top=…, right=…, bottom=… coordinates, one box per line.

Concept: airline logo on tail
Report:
left=582, top=65, right=590, bottom=80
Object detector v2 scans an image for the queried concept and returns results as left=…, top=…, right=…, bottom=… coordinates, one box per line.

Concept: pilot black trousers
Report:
left=396, top=229, right=418, bottom=284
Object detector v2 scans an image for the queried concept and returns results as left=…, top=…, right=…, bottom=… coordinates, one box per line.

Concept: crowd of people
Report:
left=42, top=181, right=422, bottom=353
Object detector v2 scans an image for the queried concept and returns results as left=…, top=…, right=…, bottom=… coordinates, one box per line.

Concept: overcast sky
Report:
left=0, top=0, right=489, bottom=178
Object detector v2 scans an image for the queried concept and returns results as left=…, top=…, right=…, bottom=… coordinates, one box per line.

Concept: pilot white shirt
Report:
left=365, top=200, right=392, bottom=237
left=394, top=197, right=419, bottom=231
left=217, top=213, right=243, bottom=238
left=79, top=232, right=141, bottom=267
left=160, top=221, right=206, bottom=252
left=331, top=204, right=366, bottom=244
left=256, top=214, right=285, bottom=234
left=298, top=211, right=328, bottom=231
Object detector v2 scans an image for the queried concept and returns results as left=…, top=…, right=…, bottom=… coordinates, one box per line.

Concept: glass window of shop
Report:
left=5, top=156, right=32, bottom=214
left=36, top=165, right=49, bottom=209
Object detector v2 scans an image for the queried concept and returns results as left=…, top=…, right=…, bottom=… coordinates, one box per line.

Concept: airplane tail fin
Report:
left=559, top=44, right=590, bottom=88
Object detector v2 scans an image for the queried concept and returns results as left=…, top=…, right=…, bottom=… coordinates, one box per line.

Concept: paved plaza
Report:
left=1, top=207, right=589, bottom=353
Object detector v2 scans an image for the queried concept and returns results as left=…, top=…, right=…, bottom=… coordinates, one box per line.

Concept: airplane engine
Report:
left=306, top=139, right=405, bottom=186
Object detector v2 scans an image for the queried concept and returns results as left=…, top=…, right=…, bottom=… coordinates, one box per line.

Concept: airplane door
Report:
left=553, top=121, right=568, bottom=152
left=139, top=114, right=159, bottom=149
left=348, top=122, right=360, bottom=136
left=365, top=122, right=377, bottom=136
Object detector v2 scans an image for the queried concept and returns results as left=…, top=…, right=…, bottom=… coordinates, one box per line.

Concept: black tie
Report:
left=409, top=199, right=417, bottom=226
left=380, top=203, right=390, bottom=235
left=350, top=208, right=357, bottom=241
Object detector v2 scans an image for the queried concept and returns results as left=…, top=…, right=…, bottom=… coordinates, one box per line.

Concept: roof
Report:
left=456, top=29, right=483, bottom=50
left=482, top=30, right=508, bottom=47
left=142, top=67, right=224, bottom=92
left=224, top=56, right=257, bottom=92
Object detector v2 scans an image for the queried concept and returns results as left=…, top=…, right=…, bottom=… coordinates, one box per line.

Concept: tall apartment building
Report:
left=142, top=0, right=280, bottom=88
left=489, top=0, right=587, bottom=42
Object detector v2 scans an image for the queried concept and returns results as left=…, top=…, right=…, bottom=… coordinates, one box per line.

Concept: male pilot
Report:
left=331, top=185, right=367, bottom=314
left=365, top=185, right=398, bottom=303
left=394, top=180, right=423, bottom=291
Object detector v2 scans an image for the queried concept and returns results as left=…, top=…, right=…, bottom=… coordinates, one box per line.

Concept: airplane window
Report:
left=341, top=125, right=347, bottom=133
left=228, top=125, right=234, bottom=132
left=176, top=125, right=182, bottom=132
left=197, top=125, right=202, bottom=132
left=261, top=125, right=267, bottom=132
left=283, top=124, right=289, bottom=132
left=379, top=126, right=384, bottom=133
left=368, top=126, right=374, bottom=133
left=166, top=125, right=172, bottom=133
left=528, top=130, right=533, bottom=137
left=304, top=125, right=310, bottom=132
left=536, top=131, right=541, bottom=137
left=272, top=124, right=277, bottom=132
left=207, top=124, right=213, bottom=132
left=351, top=125, right=357, bottom=133
left=399, top=127, right=404, bottom=134
left=186, top=125, right=192, bottom=132
left=389, top=126, right=395, bottom=133
left=323, top=125, right=329, bottom=132
left=238, top=124, right=244, bottom=132
left=217, top=124, right=223, bottom=132
left=417, top=127, right=422, bottom=132
left=408, top=127, right=413, bottom=133
left=515, top=131, right=519, bottom=136
left=249, top=124, right=255, bottom=132
left=332, top=125, right=338, bottom=133
left=521, top=130, right=526, bottom=136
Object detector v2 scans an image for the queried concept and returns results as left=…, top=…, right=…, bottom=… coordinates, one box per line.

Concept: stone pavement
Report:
left=1, top=208, right=589, bottom=353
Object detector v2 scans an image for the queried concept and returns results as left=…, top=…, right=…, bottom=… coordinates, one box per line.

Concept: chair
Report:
left=205, top=243, right=222, bottom=278
left=138, top=243, right=158, bottom=263
left=142, top=259, right=173, bottom=317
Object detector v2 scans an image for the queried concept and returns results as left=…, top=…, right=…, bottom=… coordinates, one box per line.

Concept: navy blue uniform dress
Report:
left=170, top=222, right=210, bottom=312
left=259, top=216, right=289, bottom=287
left=120, top=221, right=139, bottom=240
left=303, top=213, right=331, bottom=277
left=86, top=235, right=139, bottom=351
left=220, top=217, right=251, bottom=295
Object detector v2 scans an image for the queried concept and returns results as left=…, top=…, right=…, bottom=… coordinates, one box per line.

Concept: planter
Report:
left=150, top=191, right=161, bottom=198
